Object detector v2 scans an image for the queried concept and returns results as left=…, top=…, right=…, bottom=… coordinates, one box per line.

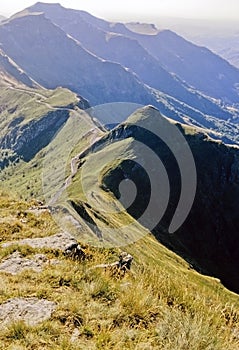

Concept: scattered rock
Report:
left=0, top=251, right=58, bottom=275
left=70, top=328, right=80, bottom=343
left=64, top=243, right=88, bottom=261
left=2, top=232, right=77, bottom=251
left=0, top=251, right=45, bottom=275
left=93, top=251, right=133, bottom=277
left=28, top=205, right=50, bottom=216
left=0, top=297, right=56, bottom=327
left=118, top=252, right=133, bottom=271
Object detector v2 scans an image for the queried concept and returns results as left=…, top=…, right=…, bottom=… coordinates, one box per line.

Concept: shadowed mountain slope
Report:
left=65, top=106, right=239, bottom=293
left=107, top=25, right=239, bottom=105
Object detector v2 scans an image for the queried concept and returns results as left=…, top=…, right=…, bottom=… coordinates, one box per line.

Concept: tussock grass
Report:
left=0, top=190, right=239, bottom=349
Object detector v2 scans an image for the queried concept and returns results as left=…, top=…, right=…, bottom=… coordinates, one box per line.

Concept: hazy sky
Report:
left=1, top=0, right=239, bottom=21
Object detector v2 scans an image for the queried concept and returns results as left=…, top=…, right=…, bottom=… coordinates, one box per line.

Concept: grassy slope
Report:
left=0, top=189, right=239, bottom=349
left=0, top=84, right=96, bottom=199
left=66, top=137, right=147, bottom=247
left=0, top=86, right=78, bottom=130
left=65, top=110, right=200, bottom=247
left=0, top=84, right=80, bottom=172
left=2, top=110, right=102, bottom=201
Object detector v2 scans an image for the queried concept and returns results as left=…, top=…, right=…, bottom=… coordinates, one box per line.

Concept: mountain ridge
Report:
left=64, top=105, right=239, bottom=293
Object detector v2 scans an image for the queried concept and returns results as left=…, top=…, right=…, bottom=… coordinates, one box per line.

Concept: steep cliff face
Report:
left=171, top=136, right=239, bottom=292
left=71, top=106, right=239, bottom=293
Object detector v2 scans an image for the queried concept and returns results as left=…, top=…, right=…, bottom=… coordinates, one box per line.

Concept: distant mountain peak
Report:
left=24, top=2, right=65, bottom=18
left=32, top=2, right=63, bottom=9
left=125, top=22, right=159, bottom=35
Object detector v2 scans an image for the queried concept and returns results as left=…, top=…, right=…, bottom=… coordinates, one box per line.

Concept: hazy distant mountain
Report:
left=0, top=12, right=156, bottom=107
left=0, top=15, right=6, bottom=22
left=1, top=3, right=238, bottom=145
left=187, top=34, right=239, bottom=70
left=110, top=27, right=239, bottom=105
left=154, top=17, right=239, bottom=69
left=27, top=2, right=233, bottom=122
left=219, top=45, right=239, bottom=69
left=64, top=8, right=239, bottom=105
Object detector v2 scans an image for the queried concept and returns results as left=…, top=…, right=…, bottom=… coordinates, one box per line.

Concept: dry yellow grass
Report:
left=0, top=189, right=239, bottom=349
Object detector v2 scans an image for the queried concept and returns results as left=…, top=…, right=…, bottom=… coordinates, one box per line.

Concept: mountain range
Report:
left=0, top=2, right=239, bottom=144
left=41, top=3, right=238, bottom=105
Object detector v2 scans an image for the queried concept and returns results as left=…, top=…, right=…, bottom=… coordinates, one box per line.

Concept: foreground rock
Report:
left=0, top=298, right=56, bottom=327
left=0, top=251, right=58, bottom=275
left=2, top=232, right=77, bottom=251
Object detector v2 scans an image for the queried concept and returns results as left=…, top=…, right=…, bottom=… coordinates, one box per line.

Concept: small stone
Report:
left=92, top=252, right=133, bottom=277
left=118, top=252, right=133, bottom=271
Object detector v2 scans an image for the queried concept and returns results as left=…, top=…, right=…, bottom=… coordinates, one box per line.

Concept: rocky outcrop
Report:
left=0, top=298, right=56, bottom=327
left=92, top=252, right=133, bottom=278
left=0, top=251, right=58, bottom=275
left=2, top=232, right=77, bottom=251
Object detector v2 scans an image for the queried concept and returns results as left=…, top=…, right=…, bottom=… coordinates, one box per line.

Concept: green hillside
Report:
left=0, top=83, right=92, bottom=198
left=62, top=106, right=239, bottom=294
